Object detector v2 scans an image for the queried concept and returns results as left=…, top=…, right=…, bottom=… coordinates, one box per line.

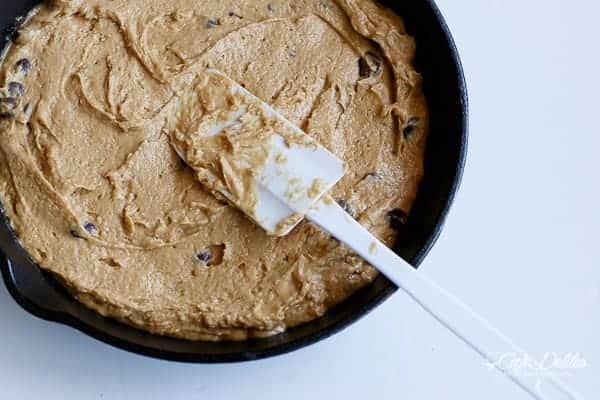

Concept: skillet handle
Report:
left=309, top=200, right=582, bottom=400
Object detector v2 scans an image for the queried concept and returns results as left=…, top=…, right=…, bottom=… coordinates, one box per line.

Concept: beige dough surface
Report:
left=0, top=0, right=427, bottom=340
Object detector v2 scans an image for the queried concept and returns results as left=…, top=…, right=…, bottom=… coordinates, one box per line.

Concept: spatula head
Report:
left=169, top=69, right=345, bottom=236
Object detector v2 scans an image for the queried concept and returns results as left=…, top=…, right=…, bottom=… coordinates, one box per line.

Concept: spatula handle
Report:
left=307, top=200, right=581, bottom=400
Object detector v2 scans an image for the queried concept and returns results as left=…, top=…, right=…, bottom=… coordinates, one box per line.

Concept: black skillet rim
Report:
left=0, top=0, right=468, bottom=363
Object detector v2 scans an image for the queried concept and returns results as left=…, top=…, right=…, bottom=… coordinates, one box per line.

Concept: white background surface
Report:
left=1, top=0, right=599, bottom=399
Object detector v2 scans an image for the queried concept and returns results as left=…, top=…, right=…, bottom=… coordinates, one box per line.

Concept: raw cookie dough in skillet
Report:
left=0, top=0, right=428, bottom=341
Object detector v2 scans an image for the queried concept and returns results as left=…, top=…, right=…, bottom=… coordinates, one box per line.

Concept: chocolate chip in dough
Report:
left=196, top=250, right=212, bottom=265
left=0, top=112, right=13, bottom=120
left=267, top=4, right=275, bottom=13
left=15, top=58, right=32, bottom=75
left=358, top=52, right=382, bottom=78
left=84, top=222, right=98, bottom=235
left=8, top=82, right=24, bottom=97
left=196, top=244, right=226, bottom=266
left=403, top=117, right=420, bottom=139
left=206, top=19, right=220, bottom=29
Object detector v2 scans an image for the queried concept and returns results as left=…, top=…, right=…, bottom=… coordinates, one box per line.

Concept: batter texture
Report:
left=0, top=0, right=428, bottom=340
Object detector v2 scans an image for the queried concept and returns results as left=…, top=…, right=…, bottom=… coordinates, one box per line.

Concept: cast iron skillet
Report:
left=0, top=0, right=467, bottom=362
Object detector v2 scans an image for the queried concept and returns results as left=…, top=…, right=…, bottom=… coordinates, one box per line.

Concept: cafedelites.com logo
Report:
left=483, top=352, right=587, bottom=378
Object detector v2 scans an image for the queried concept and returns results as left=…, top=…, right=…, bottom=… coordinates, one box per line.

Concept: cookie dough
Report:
left=0, top=0, right=427, bottom=340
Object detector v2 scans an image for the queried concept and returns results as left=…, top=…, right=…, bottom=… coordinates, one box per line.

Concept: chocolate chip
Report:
left=206, top=19, right=220, bottom=29
left=358, top=52, right=382, bottom=78
left=267, top=4, right=275, bottom=12
left=403, top=117, right=420, bottom=139
left=15, top=58, right=32, bottom=74
left=8, top=82, right=24, bottom=97
left=388, top=209, right=408, bottom=228
left=337, top=199, right=355, bottom=217
left=0, top=112, right=13, bottom=120
left=196, top=250, right=212, bottom=265
left=84, top=222, right=98, bottom=234
left=228, top=11, right=243, bottom=18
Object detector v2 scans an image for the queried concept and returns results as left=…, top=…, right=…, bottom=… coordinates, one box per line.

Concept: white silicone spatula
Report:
left=171, top=70, right=581, bottom=400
